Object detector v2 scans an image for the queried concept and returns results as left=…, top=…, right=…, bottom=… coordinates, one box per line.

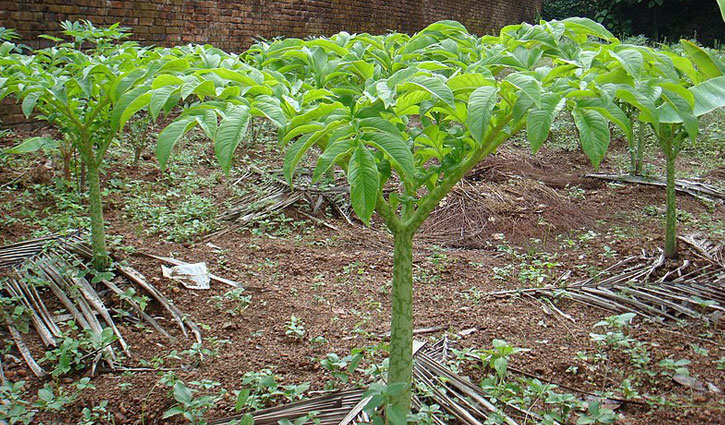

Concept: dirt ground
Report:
left=0, top=126, right=723, bottom=425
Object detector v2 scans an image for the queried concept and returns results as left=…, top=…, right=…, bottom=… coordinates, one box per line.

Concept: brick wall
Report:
left=0, top=0, right=542, bottom=126
left=2, top=0, right=542, bottom=50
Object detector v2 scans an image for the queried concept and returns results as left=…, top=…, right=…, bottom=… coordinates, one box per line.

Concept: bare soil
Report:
left=0, top=130, right=723, bottom=425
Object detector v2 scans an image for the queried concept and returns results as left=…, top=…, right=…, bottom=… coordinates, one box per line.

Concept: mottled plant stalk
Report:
left=387, top=229, right=414, bottom=415
left=664, top=145, right=677, bottom=259
left=85, top=159, right=110, bottom=270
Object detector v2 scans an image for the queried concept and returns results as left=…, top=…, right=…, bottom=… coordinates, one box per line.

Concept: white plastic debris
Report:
left=162, top=262, right=210, bottom=290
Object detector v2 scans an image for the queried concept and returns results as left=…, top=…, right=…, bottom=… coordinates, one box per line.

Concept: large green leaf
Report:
left=251, top=95, right=286, bottom=128
left=3, top=137, right=58, bottom=155
left=403, top=76, right=455, bottom=108
left=195, top=110, right=218, bottom=140
left=312, top=138, right=354, bottom=182
left=526, top=92, right=564, bottom=153
left=287, top=102, right=345, bottom=132
left=505, top=73, right=541, bottom=107
left=691, top=75, right=725, bottom=116
left=157, top=116, right=198, bottom=171
left=572, top=108, right=610, bottom=169
left=21, top=91, right=41, bottom=118
left=281, top=123, right=324, bottom=145
left=576, top=98, right=633, bottom=143
left=615, top=84, right=660, bottom=127
left=661, top=90, right=698, bottom=141
left=657, top=76, right=725, bottom=121
left=111, top=68, right=147, bottom=102
left=363, top=130, right=415, bottom=182
left=446, top=73, right=492, bottom=94
left=151, top=74, right=185, bottom=89
left=149, top=85, right=177, bottom=120
left=680, top=40, right=724, bottom=79
left=466, top=86, right=498, bottom=145
left=283, top=120, right=346, bottom=183
left=347, top=143, right=380, bottom=224
left=561, top=17, right=617, bottom=42
left=111, top=84, right=151, bottom=130
left=215, top=104, right=251, bottom=174
left=610, top=48, right=643, bottom=78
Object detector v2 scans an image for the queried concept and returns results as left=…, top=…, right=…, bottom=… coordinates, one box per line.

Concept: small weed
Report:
left=285, top=316, right=306, bottom=341
left=163, top=381, right=221, bottom=425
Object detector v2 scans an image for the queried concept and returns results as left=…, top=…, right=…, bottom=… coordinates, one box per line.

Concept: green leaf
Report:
left=162, top=406, right=185, bottom=419
left=157, top=116, right=197, bottom=171
left=348, top=143, right=379, bottom=224
left=209, top=68, right=259, bottom=86
left=403, top=76, right=455, bottom=108
left=149, top=85, right=177, bottom=120
left=172, top=382, right=192, bottom=405
left=251, top=95, right=286, bottom=128
left=493, top=356, right=508, bottom=378
left=313, top=139, right=354, bottom=182
left=111, top=85, right=151, bottom=130
left=282, top=123, right=324, bottom=146
left=283, top=120, right=345, bottom=182
left=152, top=74, right=185, bottom=89
left=573, top=108, right=610, bottom=169
left=657, top=76, right=725, bottom=121
left=661, top=91, right=698, bottom=141
left=385, top=404, right=407, bottom=425
left=215, top=104, right=251, bottom=174
left=526, top=93, right=564, bottom=152
left=195, top=110, right=218, bottom=140
left=235, top=389, right=250, bottom=412
left=112, top=68, right=147, bottom=102
left=21, top=91, right=41, bottom=118
left=610, top=48, right=643, bottom=78
left=446, top=73, right=492, bottom=93
left=690, top=75, right=725, bottom=116
left=118, top=92, right=153, bottom=131
left=505, top=73, right=541, bottom=107
left=680, top=40, right=724, bottom=79
left=3, top=137, right=58, bottom=155
left=287, top=102, right=345, bottom=132
left=466, top=85, right=498, bottom=144
left=363, top=131, right=415, bottom=182
left=394, top=90, right=430, bottom=115
left=561, top=17, right=618, bottom=42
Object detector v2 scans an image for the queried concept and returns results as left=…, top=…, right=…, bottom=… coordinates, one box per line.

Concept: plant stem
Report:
left=635, top=120, right=645, bottom=175
left=388, top=228, right=414, bottom=417
left=664, top=147, right=677, bottom=259
left=86, top=160, right=110, bottom=270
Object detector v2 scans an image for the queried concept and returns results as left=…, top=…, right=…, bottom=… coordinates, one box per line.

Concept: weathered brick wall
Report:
left=1, top=0, right=542, bottom=50
left=0, top=0, right=542, bottom=126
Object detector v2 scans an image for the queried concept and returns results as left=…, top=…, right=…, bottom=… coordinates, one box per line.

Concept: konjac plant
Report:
left=126, top=18, right=633, bottom=421
left=579, top=38, right=725, bottom=258
left=0, top=22, right=179, bottom=269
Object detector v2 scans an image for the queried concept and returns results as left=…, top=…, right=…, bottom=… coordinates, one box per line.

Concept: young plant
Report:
left=614, top=48, right=725, bottom=258
left=148, top=18, right=624, bottom=419
left=0, top=22, right=167, bottom=269
left=285, top=315, right=306, bottom=341
left=163, top=381, right=220, bottom=425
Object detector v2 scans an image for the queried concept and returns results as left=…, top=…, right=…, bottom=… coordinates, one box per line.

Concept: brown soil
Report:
left=0, top=134, right=723, bottom=425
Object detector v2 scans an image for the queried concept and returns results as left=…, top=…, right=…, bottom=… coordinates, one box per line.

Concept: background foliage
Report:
left=541, top=0, right=725, bottom=46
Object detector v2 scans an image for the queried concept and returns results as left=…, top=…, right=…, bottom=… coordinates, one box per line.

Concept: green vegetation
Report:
left=1, top=15, right=724, bottom=425
left=0, top=22, right=168, bottom=268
